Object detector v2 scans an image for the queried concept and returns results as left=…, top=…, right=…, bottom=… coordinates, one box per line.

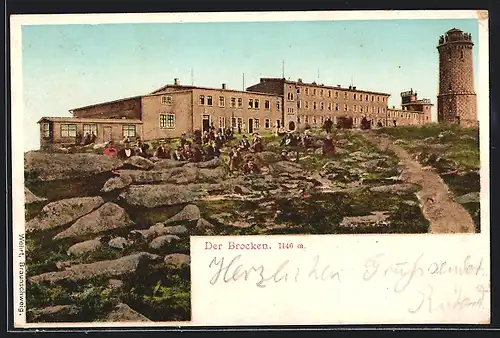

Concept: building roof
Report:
left=150, top=84, right=283, bottom=97
left=446, top=27, right=463, bottom=33
left=38, top=117, right=143, bottom=124
left=256, top=77, right=392, bottom=96
left=69, top=95, right=142, bottom=112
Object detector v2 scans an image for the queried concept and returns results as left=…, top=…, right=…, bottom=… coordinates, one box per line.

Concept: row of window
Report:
left=296, top=101, right=387, bottom=114
left=51, top=123, right=138, bottom=138
left=217, top=116, right=279, bottom=130
left=388, top=111, right=422, bottom=119
left=291, top=87, right=387, bottom=103
left=196, top=95, right=279, bottom=110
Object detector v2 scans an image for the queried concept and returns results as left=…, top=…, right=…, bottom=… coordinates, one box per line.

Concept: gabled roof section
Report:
left=69, top=95, right=142, bottom=112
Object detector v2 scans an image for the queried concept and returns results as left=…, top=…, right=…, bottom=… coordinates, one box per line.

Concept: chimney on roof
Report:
left=337, top=85, right=341, bottom=88
left=174, top=78, right=180, bottom=86
left=353, top=86, right=356, bottom=90
left=349, top=85, right=352, bottom=90
left=222, top=83, right=227, bottom=90
left=298, top=78, right=303, bottom=83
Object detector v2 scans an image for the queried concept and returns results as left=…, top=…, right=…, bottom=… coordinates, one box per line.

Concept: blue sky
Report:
left=21, top=19, right=479, bottom=151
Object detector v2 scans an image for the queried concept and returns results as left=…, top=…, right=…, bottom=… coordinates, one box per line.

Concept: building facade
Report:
left=38, top=76, right=435, bottom=148
left=437, top=28, right=477, bottom=127
left=386, top=89, right=433, bottom=127
left=247, top=78, right=392, bottom=130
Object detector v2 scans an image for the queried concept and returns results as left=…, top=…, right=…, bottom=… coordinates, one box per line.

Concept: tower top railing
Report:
left=439, top=30, right=473, bottom=45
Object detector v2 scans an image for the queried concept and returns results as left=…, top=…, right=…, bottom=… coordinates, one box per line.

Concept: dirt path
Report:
left=360, top=131, right=475, bottom=234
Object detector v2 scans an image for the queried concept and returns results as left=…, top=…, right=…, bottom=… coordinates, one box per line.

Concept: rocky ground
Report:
left=23, top=125, right=479, bottom=323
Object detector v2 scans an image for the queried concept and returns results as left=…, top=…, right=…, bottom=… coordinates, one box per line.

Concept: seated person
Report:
left=181, top=143, right=193, bottom=161
left=154, top=143, right=170, bottom=159
left=249, top=133, right=263, bottom=153
left=214, top=133, right=224, bottom=149
left=242, top=157, right=261, bottom=175
left=228, top=146, right=243, bottom=171
left=180, top=133, right=188, bottom=148
left=238, top=135, right=251, bottom=150
left=280, top=149, right=289, bottom=161
left=103, top=141, right=118, bottom=157
left=172, top=147, right=186, bottom=161
left=204, top=143, right=215, bottom=160
left=117, top=142, right=135, bottom=160
left=190, top=145, right=203, bottom=163
left=322, top=135, right=336, bottom=155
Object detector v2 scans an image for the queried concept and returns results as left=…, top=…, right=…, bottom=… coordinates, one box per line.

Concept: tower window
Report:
left=460, top=50, right=464, bottom=59
left=448, top=50, right=452, bottom=61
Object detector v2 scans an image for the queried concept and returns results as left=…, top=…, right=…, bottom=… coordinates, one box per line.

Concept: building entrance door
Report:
left=248, top=118, right=253, bottom=134
left=288, top=121, right=296, bottom=131
left=103, top=126, right=112, bottom=143
left=202, top=115, right=210, bottom=133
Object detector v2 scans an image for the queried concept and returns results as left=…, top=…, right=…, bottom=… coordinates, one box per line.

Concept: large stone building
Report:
left=437, top=28, right=477, bottom=127
left=38, top=77, right=433, bottom=147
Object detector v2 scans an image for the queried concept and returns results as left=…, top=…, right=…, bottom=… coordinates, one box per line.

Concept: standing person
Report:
left=214, top=132, right=224, bottom=149
left=193, top=130, right=202, bottom=146
left=202, top=131, right=210, bottom=145
left=324, top=117, right=333, bottom=134
left=180, top=133, right=188, bottom=148
left=212, top=141, right=221, bottom=158
left=117, top=142, right=135, bottom=160
left=83, top=132, right=91, bottom=145
left=238, top=122, right=242, bottom=134
left=75, top=132, right=83, bottom=146
left=228, top=146, right=243, bottom=172
left=103, top=141, right=118, bottom=157
left=90, top=131, right=97, bottom=143
left=181, top=143, right=192, bottom=161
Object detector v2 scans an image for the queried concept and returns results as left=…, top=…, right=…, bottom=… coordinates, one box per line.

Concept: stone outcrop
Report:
left=25, top=187, right=47, bottom=204
left=67, top=238, right=103, bottom=256
left=164, top=253, right=190, bottom=267
left=164, top=204, right=201, bottom=224
left=149, top=235, right=181, bottom=250
left=124, top=156, right=155, bottom=170
left=25, top=152, right=123, bottom=181
left=26, top=196, right=104, bottom=232
left=53, top=202, right=134, bottom=240
left=120, top=184, right=204, bottom=208
left=29, top=252, right=161, bottom=284
left=101, top=175, right=133, bottom=193
left=104, top=303, right=152, bottom=322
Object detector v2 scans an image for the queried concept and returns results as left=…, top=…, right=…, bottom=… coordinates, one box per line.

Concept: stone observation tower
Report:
left=437, top=28, right=477, bottom=127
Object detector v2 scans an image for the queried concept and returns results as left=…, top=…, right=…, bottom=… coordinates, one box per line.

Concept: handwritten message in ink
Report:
left=192, top=236, right=490, bottom=325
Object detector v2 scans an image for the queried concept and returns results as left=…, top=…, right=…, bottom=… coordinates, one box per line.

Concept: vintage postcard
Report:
left=11, top=10, right=490, bottom=328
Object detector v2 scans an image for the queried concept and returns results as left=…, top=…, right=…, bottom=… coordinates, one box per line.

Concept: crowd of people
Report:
left=101, top=122, right=341, bottom=176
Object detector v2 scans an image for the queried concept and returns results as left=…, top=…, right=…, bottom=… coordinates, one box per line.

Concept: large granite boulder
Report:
left=101, top=174, right=133, bottom=193
left=119, top=184, right=204, bottom=208
left=24, top=187, right=47, bottom=204
left=24, top=152, right=122, bottom=181
left=164, top=253, right=190, bottom=267
left=153, top=159, right=187, bottom=170
left=26, top=196, right=104, bottom=232
left=67, top=238, right=103, bottom=256
left=105, top=303, right=151, bottom=322
left=29, top=252, right=161, bottom=284
left=149, top=235, right=181, bottom=250
left=123, top=156, right=154, bottom=170
left=53, top=202, right=133, bottom=240
left=164, top=204, right=201, bottom=224
left=254, top=151, right=281, bottom=165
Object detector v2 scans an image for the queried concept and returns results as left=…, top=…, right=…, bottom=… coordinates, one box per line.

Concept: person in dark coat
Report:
left=90, top=132, right=97, bottom=143
left=323, top=117, right=334, bottom=134
left=204, top=143, right=215, bottom=160
left=322, top=134, right=336, bottom=155
left=172, top=147, right=186, bottom=161
left=154, top=143, right=169, bottom=159
left=202, top=131, right=210, bottom=145
left=214, top=133, right=224, bottom=149
left=238, top=135, right=250, bottom=151
left=117, top=142, right=135, bottom=160
left=228, top=146, right=243, bottom=171
left=243, top=157, right=261, bottom=175
left=190, top=146, right=203, bottom=163
left=75, top=132, right=83, bottom=145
